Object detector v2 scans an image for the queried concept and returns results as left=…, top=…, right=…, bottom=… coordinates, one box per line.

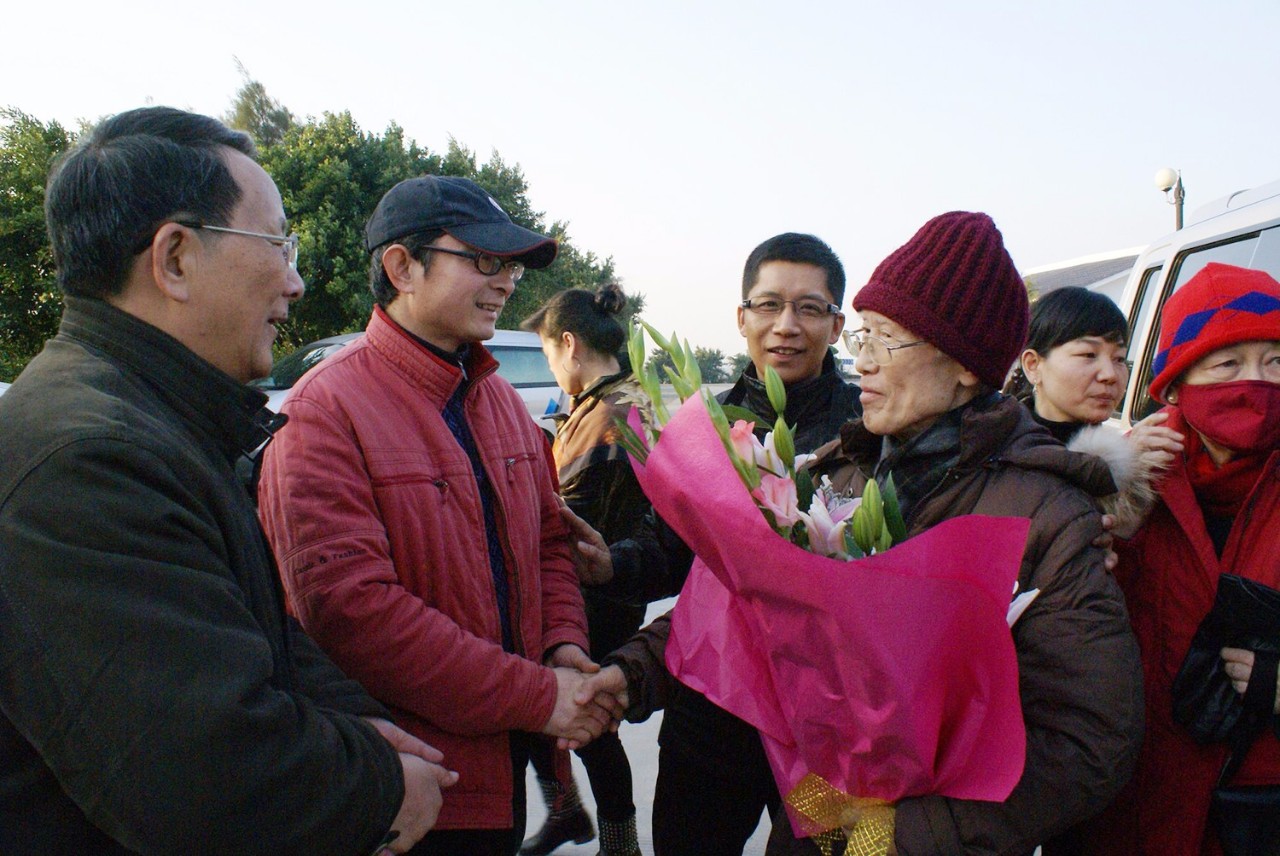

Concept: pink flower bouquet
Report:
left=617, top=323, right=1032, bottom=840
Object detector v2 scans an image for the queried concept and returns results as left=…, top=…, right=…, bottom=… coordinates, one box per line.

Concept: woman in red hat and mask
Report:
left=1094, top=262, right=1280, bottom=856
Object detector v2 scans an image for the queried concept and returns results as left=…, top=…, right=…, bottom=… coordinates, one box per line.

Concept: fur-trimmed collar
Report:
left=1068, top=422, right=1164, bottom=538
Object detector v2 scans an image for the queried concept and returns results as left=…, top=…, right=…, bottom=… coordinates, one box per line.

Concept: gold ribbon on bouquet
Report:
left=784, top=773, right=895, bottom=856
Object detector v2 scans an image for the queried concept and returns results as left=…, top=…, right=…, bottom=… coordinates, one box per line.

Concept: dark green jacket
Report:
left=0, top=299, right=402, bottom=855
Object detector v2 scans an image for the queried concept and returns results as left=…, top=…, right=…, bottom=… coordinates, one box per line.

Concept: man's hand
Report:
left=558, top=499, right=614, bottom=586
left=363, top=717, right=444, bottom=764
left=542, top=667, right=614, bottom=747
left=385, top=753, right=459, bottom=853
left=1221, top=647, right=1280, bottom=713
left=363, top=718, right=458, bottom=853
left=554, top=665, right=630, bottom=751
left=575, top=664, right=629, bottom=718
left=545, top=643, right=598, bottom=673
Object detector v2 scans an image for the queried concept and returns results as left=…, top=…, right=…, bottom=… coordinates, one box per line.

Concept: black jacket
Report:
left=0, top=299, right=402, bottom=855
left=604, top=355, right=862, bottom=779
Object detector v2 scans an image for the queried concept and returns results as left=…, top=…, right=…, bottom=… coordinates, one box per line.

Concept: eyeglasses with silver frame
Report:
left=740, top=297, right=841, bottom=320
left=176, top=221, right=300, bottom=270
left=842, top=330, right=929, bottom=365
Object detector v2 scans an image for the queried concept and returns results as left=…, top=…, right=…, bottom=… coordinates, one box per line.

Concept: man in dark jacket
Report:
left=562, top=233, right=862, bottom=855
left=0, top=107, right=455, bottom=855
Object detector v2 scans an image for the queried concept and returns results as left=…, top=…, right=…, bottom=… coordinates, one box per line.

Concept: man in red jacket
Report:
left=259, top=176, right=615, bottom=856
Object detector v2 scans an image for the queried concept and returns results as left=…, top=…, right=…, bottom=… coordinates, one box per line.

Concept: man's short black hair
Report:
left=368, top=230, right=444, bottom=309
left=44, top=106, right=256, bottom=299
left=741, top=233, right=846, bottom=304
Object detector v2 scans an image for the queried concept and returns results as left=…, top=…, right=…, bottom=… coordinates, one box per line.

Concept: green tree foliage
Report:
left=693, top=346, right=730, bottom=383
left=223, top=61, right=294, bottom=147
left=728, top=352, right=753, bottom=379
left=256, top=112, right=440, bottom=349
left=0, top=109, right=72, bottom=380
left=0, top=78, right=634, bottom=378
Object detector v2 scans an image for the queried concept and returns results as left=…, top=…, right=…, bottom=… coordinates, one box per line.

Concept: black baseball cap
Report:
left=364, top=175, right=558, bottom=269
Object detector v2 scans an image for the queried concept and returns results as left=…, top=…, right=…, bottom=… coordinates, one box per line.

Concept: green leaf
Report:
left=664, top=364, right=694, bottom=401
left=721, top=404, right=768, bottom=427
left=640, top=321, right=673, bottom=354
left=793, top=520, right=811, bottom=552
left=627, top=322, right=647, bottom=379
left=681, top=337, right=702, bottom=388
left=707, top=391, right=762, bottom=490
left=882, top=473, right=908, bottom=544
left=843, top=526, right=866, bottom=559
left=795, top=466, right=816, bottom=513
left=611, top=416, right=650, bottom=464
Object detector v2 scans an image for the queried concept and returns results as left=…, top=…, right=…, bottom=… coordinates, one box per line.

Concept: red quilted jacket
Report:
left=258, top=307, right=588, bottom=829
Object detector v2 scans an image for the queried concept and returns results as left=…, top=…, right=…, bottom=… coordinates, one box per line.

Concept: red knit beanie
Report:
left=852, top=211, right=1029, bottom=389
left=1149, top=262, right=1280, bottom=403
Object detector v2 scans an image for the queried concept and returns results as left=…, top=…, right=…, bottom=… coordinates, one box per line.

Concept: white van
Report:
left=1114, top=178, right=1280, bottom=426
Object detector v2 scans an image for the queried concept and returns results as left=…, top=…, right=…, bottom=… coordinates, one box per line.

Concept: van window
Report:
left=1123, top=264, right=1163, bottom=419
left=491, top=345, right=557, bottom=388
left=1129, top=225, right=1280, bottom=419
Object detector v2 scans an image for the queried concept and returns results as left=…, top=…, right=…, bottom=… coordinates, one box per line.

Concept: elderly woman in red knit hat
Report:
left=768, top=211, right=1144, bottom=856
left=1091, top=263, right=1280, bottom=856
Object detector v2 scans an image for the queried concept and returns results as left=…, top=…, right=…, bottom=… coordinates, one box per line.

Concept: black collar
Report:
left=59, top=297, right=282, bottom=461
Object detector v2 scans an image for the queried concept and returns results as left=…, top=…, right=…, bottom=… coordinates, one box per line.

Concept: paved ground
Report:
left=521, top=597, right=771, bottom=856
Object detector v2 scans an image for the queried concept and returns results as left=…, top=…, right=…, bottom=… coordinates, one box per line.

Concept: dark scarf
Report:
left=874, top=401, right=971, bottom=528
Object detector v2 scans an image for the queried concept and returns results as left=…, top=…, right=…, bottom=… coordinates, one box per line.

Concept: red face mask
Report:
left=1176, top=380, right=1280, bottom=454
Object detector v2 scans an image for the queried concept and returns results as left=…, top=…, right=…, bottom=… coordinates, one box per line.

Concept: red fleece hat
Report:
left=1149, top=263, right=1280, bottom=404
left=852, top=211, right=1029, bottom=389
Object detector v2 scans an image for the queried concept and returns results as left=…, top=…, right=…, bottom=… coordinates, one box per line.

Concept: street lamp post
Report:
left=1154, top=168, right=1186, bottom=230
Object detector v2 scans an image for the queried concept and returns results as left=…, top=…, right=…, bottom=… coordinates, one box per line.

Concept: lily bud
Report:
left=773, top=417, right=796, bottom=472
left=763, top=365, right=787, bottom=418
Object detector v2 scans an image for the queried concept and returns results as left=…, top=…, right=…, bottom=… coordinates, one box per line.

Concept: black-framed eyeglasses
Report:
left=842, top=331, right=929, bottom=365
left=741, top=297, right=841, bottom=320
left=423, top=246, right=525, bottom=283
left=176, top=221, right=300, bottom=270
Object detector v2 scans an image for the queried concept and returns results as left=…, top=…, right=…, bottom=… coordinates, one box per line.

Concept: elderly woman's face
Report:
left=1175, top=340, right=1280, bottom=389
left=855, top=311, right=980, bottom=440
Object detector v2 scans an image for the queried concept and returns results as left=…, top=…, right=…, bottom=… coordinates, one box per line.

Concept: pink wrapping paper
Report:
left=632, top=395, right=1030, bottom=810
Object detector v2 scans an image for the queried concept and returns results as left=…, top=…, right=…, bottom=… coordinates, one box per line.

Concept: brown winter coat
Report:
left=796, top=394, right=1145, bottom=855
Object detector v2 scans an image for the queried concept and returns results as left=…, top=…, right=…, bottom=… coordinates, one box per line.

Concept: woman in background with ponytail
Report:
left=519, top=284, right=647, bottom=856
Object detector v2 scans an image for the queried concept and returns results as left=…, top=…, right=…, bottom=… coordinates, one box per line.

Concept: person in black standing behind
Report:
left=564, top=234, right=862, bottom=855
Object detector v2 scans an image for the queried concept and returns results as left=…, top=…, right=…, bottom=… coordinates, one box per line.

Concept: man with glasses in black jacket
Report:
left=0, top=106, right=454, bottom=855
left=561, top=233, right=862, bottom=856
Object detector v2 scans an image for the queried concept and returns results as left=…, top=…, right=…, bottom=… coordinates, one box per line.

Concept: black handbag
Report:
left=1170, top=574, right=1280, bottom=856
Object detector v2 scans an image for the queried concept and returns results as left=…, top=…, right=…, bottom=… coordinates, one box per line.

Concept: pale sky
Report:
left=5, top=0, right=1278, bottom=358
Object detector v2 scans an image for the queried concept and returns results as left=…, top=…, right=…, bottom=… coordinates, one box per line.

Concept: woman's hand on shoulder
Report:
left=1126, top=411, right=1184, bottom=470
